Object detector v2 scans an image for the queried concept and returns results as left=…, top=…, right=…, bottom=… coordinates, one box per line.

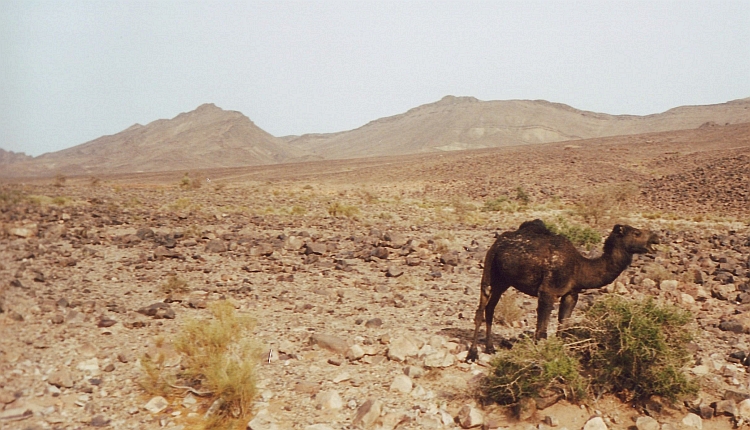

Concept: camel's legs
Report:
left=557, top=291, right=579, bottom=336
left=535, top=290, right=555, bottom=340
left=482, top=285, right=508, bottom=354
left=558, top=292, right=579, bottom=322
left=467, top=280, right=492, bottom=361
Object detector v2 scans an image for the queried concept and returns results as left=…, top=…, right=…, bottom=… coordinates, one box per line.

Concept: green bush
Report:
left=483, top=295, right=697, bottom=405
left=578, top=295, right=697, bottom=401
left=543, top=217, right=601, bottom=249
left=484, top=338, right=586, bottom=404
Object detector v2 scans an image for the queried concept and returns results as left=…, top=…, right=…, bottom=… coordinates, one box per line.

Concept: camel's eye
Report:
left=634, top=231, right=641, bottom=236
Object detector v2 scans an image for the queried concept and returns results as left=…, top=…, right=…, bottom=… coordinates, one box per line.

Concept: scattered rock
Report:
left=389, top=374, right=413, bottom=394
left=583, top=416, right=608, bottom=430
left=387, top=336, right=419, bottom=362
left=136, top=302, right=175, bottom=319
left=353, top=399, right=382, bottom=429
left=143, top=396, right=169, bottom=414
left=48, top=369, right=74, bottom=388
left=457, top=404, right=483, bottom=428
left=635, top=416, right=660, bottom=430
left=310, top=333, right=349, bottom=354
left=314, top=390, right=343, bottom=410
left=681, top=413, right=702, bottom=429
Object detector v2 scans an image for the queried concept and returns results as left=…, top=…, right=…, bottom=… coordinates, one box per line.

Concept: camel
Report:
left=466, top=219, right=659, bottom=361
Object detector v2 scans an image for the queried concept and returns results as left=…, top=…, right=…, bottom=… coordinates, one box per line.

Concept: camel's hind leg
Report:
left=482, top=285, right=508, bottom=354
left=557, top=291, right=579, bottom=336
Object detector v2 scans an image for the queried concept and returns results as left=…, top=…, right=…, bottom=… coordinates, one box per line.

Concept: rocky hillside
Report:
left=0, top=149, right=32, bottom=165
left=0, top=104, right=309, bottom=177
left=287, top=96, right=750, bottom=159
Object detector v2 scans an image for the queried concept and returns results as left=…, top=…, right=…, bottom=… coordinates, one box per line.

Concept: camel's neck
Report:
left=577, top=247, right=633, bottom=289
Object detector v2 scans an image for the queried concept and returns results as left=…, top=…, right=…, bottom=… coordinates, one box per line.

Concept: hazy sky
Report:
left=2, top=1, right=749, bottom=156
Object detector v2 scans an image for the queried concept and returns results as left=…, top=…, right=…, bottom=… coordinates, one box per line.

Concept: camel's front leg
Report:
left=535, top=290, right=555, bottom=340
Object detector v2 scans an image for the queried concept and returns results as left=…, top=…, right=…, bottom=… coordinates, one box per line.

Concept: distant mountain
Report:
left=287, top=96, right=750, bottom=159
left=3, top=96, right=750, bottom=178
left=1, top=103, right=309, bottom=177
left=0, top=149, right=32, bottom=165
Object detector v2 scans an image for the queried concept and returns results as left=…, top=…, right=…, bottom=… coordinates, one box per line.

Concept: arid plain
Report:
left=2, top=116, right=750, bottom=429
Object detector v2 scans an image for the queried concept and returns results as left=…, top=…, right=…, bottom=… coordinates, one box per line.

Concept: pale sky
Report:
left=2, top=1, right=749, bottom=157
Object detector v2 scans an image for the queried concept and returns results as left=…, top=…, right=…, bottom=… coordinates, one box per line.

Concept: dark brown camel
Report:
left=466, top=219, right=659, bottom=361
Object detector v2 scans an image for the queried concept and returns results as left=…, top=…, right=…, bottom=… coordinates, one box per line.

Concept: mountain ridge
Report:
left=2, top=96, right=750, bottom=178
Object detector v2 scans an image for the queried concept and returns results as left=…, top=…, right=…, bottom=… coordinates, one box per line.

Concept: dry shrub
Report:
left=160, top=276, right=190, bottom=296
left=140, top=301, right=260, bottom=429
left=327, top=201, right=360, bottom=218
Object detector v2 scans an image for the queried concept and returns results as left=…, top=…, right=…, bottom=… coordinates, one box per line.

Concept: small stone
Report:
left=103, top=363, right=115, bottom=372
left=387, top=336, right=419, bottom=362
left=353, top=399, right=383, bottom=429
left=314, top=390, right=343, bottom=410
left=205, top=239, right=227, bottom=253
left=681, top=413, right=702, bottom=429
left=457, top=404, right=483, bottom=428
left=137, top=302, right=175, bottom=319
left=310, top=334, right=348, bottom=354
left=389, top=374, right=413, bottom=394
left=0, top=389, right=15, bottom=404
left=305, top=425, right=334, bottom=430
left=90, top=415, right=110, bottom=427
left=97, top=316, right=117, bottom=327
left=403, top=365, right=425, bottom=379
left=294, top=381, right=320, bottom=395
left=48, top=369, right=75, bottom=388
left=635, top=416, right=659, bottom=430
left=77, top=357, right=100, bottom=374
left=583, top=417, right=608, bottom=430
left=346, top=344, right=365, bottom=361
left=386, top=266, right=404, bottom=278
left=364, top=317, right=383, bottom=328
left=423, top=350, right=454, bottom=368
left=714, top=399, right=738, bottom=417
left=738, top=398, right=750, bottom=419
left=143, top=396, right=169, bottom=414
left=247, top=409, right=278, bottom=430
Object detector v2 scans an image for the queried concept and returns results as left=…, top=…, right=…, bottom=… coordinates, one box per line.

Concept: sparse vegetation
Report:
left=180, top=172, right=202, bottom=190
left=140, top=301, right=260, bottom=429
left=484, top=295, right=697, bottom=405
left=515, top=186, right=531, bottom=206
left=543, top=217, right=601, bottom=249
left=576, top=295, right=697, bottom=401
left=160, top=276, right=190, bottom=296
left=484, top=337, right=586, bottom=404
left=482, top=196, right=520, bottom=213
left=327, top=201, right=359, bottom=218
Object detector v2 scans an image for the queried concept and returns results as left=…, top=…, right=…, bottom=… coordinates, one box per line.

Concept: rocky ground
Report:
left=1, top=128, right=749, bottom=430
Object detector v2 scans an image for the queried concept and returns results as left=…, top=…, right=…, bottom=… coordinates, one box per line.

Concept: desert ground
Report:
left=1, top=123, right=750, bottom=430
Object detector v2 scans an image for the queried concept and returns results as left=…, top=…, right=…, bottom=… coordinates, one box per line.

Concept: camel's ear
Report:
left=613, top=225, right=627, bottom=236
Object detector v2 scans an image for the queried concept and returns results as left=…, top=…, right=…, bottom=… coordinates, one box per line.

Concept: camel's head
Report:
left=610, top=224, right=660, bottom=254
